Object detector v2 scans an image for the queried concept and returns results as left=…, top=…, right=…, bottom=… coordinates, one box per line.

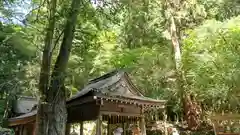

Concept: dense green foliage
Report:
left=183, top=17, right=240, bottom=112
left=0, top=0, right=240, bottom=129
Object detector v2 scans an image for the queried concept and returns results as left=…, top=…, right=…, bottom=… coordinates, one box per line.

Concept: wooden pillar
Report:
left=22, top=126, right=25, bottom=135
left=96, top=115, right=102, bottom=135
left=18, top=126, right=21, bottom=135
left=33, top=122, right=36, bottom=135
left=140, top=107, right=146, bottom=135
left=212, top=120, right=217, bottom=135
left=140, top=116, right=146, bottom=135
left=15, top=127, right=19, bottom=135
left=122, top=122, right=126, bottom=135
left=80, top=121, right=84, bottom=135
left=107, top=120, right=110, bottom=135
left=163, top=110, right=168, bottom=135
left=65, top=123, right=71, bottom=135
left=14, top=127, right=17, bottom=135
left=20, top=125, right=23, bottom=135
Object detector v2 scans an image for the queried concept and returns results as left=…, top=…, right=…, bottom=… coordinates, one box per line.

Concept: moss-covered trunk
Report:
left=36, top=0, right=81, bottom=134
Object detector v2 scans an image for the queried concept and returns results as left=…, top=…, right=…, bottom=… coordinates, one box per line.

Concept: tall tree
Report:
left=36, top=0, right=81, bottom=134
left=162, top=0, right=202, bottom=130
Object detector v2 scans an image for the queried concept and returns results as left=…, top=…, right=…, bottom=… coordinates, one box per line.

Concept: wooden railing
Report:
left=210, top=114, right=240, bottom=135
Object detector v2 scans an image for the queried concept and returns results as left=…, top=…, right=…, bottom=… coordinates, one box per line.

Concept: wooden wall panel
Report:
left=100, top=101, right=141, bottom=115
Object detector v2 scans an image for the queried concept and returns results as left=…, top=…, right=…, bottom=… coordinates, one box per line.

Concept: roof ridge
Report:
left=123, top=73, right=144, bottom=96
left=88, top=69, right=126, bottom=84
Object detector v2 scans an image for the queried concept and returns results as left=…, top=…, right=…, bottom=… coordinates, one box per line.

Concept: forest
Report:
left=0, top=0, right=240, bottom=134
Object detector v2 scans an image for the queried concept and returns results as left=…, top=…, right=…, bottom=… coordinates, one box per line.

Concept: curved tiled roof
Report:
left=8, top=110, right=37, bottom=126
left=67, top=69, right=165, bottom=105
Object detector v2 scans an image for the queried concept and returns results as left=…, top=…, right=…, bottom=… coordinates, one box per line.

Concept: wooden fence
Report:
left=210, top=114, right=240, bottom=135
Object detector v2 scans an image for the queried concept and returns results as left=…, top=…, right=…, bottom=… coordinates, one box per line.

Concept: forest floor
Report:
left=147, top=120, right=215, bottom=135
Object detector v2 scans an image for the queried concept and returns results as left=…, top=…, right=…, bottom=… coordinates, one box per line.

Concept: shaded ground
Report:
left=147, top=120, right=214, bottom=135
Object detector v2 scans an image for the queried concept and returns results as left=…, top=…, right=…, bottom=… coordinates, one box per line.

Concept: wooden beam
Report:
left=96, top=95, right=166, bottom=107
left=210, top=114, right=240, bottom=120
left=100, top=111, right=141, bottom=117
left=8, top=116, right=36, bottom=127
left=67, top=96, right=96, bottom=108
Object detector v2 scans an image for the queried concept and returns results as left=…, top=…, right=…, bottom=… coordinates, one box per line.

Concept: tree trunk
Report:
left=169, top=16, right=181, bottom=70
left=36, top=0, right=57, bottom=133
left=36, top=0, right=81, bottom=134
left=169, top=16, right=201, bottom=130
